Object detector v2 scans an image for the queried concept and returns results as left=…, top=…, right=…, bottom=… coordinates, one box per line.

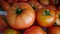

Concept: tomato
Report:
left=1, top=0, right=17, bottom=11
left=23, top=26, right=46, bottom=34
left=6, top=3, right=35, bottom=29
left=48, top=26, right=60, bottom=34
left=28, top=1, right=43, bottom=12
left=1, top=1, right=10, bottom=11
left=36, top=8, right=56, bottom=27
left=50, top=0, right=59, bottom=5
left=55, top=10, right=60, bottom=26
left=2, top=29, right=19, bottom=34
left=0, top=16, right=8, bottom=32
left=39, top=0, right=49, bottom=5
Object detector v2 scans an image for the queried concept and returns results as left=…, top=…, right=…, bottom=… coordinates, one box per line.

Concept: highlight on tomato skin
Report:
left=23, top=26, right=47, bottom=34
left=36, top=8, right=56, bottom=27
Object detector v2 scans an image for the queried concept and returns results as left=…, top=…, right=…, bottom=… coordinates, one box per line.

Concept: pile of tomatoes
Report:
left=0, top=0, right=60, bottom=34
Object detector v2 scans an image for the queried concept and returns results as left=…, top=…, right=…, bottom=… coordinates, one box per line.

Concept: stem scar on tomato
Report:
left=16, top=8, right=22, bottom=15
left=43, top=10, right=52, bottom=16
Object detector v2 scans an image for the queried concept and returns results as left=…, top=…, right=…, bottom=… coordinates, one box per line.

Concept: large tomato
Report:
left=6, top=3, right=35, bottom=29
left=39, top=0, right=49, bottom=5
left=48, top=26, right=60, bottom=34
left=55, top=10, right=60, bottom=26
left=0, top=16, right=8, bottom=32
left=23, top=26, right=46, bottom=34
left=36, top=8, right=56, bottom=27
left=2, top=29, right=19, bottom=34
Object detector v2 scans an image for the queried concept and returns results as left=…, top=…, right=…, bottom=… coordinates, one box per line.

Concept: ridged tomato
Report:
left=36, top=8, right=56, bottom=27
left=6, top=3, right=35, bottom=29
left=23, top=26, right=46, bottom=34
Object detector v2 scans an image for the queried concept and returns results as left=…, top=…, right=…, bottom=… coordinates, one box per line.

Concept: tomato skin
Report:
left=1, top=1, right=10, bottom=11
left=45, top=5, right=57, bottom=11
left=0, top=16, right=8, bottom=32
left=7, top=3, right=35, bottom=30
left=55, top=10, right=60, bottom=25
left=48, top=26, right=60, bottom=34
left=2, top=29, right=19, bottom=34
left=39, top=0, right=49, bottom=5
left=28, top=1, right=43, bottom=11
left=50, top=0, right=59, bottom=5
left=36, top=8, right=56, bottom=27
left=23, top=26, right=46, bottom=34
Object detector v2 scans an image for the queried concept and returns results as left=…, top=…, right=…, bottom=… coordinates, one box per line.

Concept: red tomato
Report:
left=6, top=3, right=35, bottom=29
left=0, top=16, right=8, bottom=32
left=1, top=1, right=10, bottom=11
left=2, top=29, right=19, bottom=34
left=28, top=1, right=43, bottom=11
left=23, top=26, right=46, bottom=34
left=48, top=26, right=60, bottom=34
left=36, top=8, right=56, bottom=27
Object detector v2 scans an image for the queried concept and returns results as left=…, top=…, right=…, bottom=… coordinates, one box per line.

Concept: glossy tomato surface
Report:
left=36, top=8, right=56, bottom=27
left=6, top=3, right=35, bottom=30
left=23, top=26, right=46, bottom=34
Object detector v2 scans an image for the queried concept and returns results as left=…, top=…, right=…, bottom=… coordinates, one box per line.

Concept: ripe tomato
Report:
left=0, top=16, right=8, bottom=32
left=39, top=0, right=49, bottom=5
left=1, top=1, right=10, bottom=11
left=6, top=3, right=35, bottom=29
left=28, top=1, right=43, bottom=12
left=23, top=26, right=46, bottom=34
left=2, top=29, right=19, bottom=34
left=50, top=0, right=59, bottom=5
left=36, top=8, right=56, bottom=27
left=48, top=26, right=60, bottom=34
left=55, top=10, right=60, bottom=26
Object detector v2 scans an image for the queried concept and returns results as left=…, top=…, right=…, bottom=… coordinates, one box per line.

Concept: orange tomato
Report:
left=36, top=8, right=56, bottom=27
left=6, top=3, right=35, bottom=29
